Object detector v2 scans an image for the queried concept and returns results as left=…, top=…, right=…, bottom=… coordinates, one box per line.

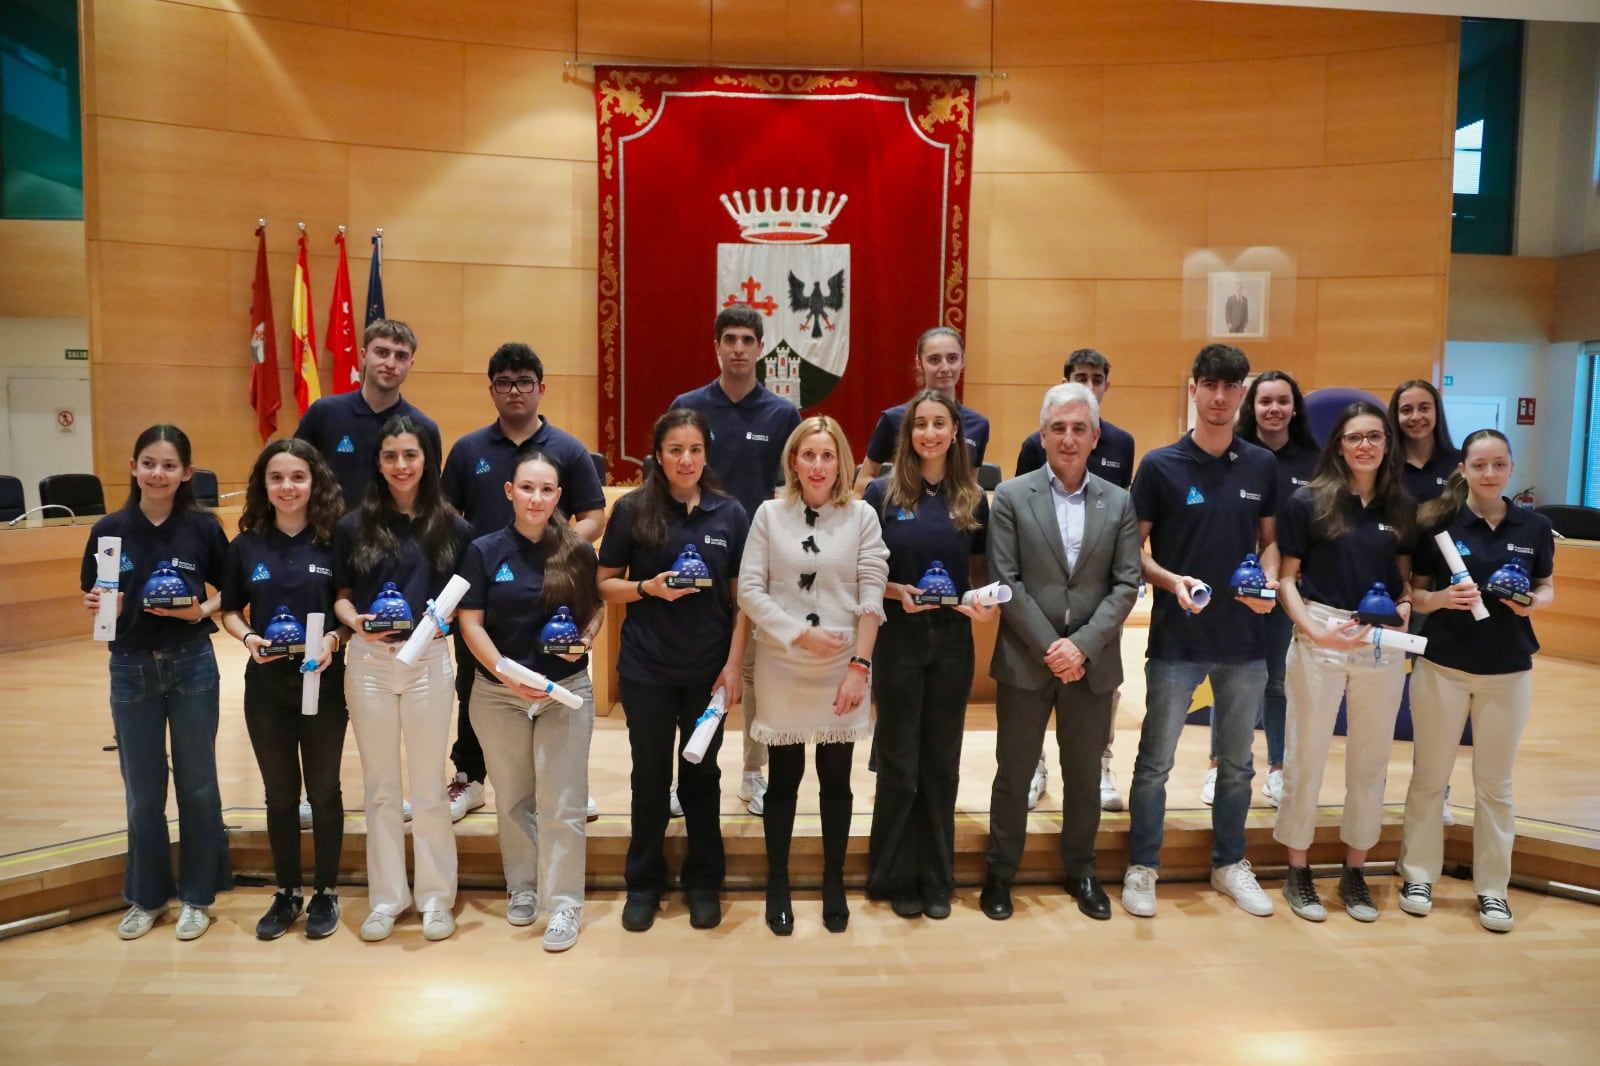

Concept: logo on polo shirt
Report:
left=494, top=563, right=515, bottom=583
left=1291, top=477, right=1309, bottom=487
left=745, top=432, right=769, bottom=442
left=120, top=553, right=134, bottom=574
left=1455, top=540, right=1472, bottom=558
left=1185, top=486, right=1205, bottom=506
left=251, top=563, right=272, bottom=582
left=336, top=435, right=355, bottom=454
left=1378, top=523, right=1394, bottom=533
left=174, top=559, right=197, bottom=572
left=965, top=437, right=977, bottom=448
left=474, top=458, right=491, bottom=475
left=1099, top=459, right=1123, bottom=470
left=1239, top=489, right=1262, bottom=502
left=1507, top=543, right=1534, bottom=556
left=308, top=564, right=332, bottom=577
left=894, top=508, right=916, bottom=522
left=704, top=535, right=729, bottom=548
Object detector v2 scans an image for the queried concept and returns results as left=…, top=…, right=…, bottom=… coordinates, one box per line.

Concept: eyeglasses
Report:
left=1340, top=431, right=1387, bottom=447
left=492, top=378, right=541, bottom=394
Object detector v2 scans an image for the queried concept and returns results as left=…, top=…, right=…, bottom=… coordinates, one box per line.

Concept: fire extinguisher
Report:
left=1512, top=486, right=1536, bottom=509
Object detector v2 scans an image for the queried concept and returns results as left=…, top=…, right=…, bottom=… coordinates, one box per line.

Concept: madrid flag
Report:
left=291, top=231, right=321, bottom=415
left=248, top=224, right=282, bottom=441
left=325, top=230, right=359, bottom=393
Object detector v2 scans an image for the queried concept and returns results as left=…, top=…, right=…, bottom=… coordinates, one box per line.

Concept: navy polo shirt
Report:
left=598, top=490, right=750, bottom=685
left=295, top=390, right=441, bottom=506
left=1014, top=418, right=1135, bottom=489
left=670, top=380, right=801, bottom=522
left=457, top=525, right=595, bottom=685
left=1131, top=433, right=1279, bottom=662
left=442, top=418, right=607, bottom=541
left=1263, top=437, right=1318, bottom=509
left=79, top=508, right=228, bottom=653
left=221, top=526, right=340, bottom=651
left=865, top=402, right=990, bottom=468
left=333, top=510, right=471, bottom=626
left=864, top=477, right=989, bottom=614
left=1401, top=447, right=1460, bottom=504
left=1414, top=501, right=1554, bottom=674
left=1276, top=486, right=1411, bottom=611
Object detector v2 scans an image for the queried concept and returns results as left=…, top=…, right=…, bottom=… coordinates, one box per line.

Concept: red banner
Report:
left=595, top=67, right=975, bottom=475
left=291, top=231, right=321, bottom=416
left=248, top=224, right=281, bottom=442
left=326, top=230, right=359, bottom=394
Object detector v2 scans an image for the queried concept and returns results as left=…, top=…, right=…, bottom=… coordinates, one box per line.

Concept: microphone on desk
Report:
left=7, top=504, right=76, bottom=527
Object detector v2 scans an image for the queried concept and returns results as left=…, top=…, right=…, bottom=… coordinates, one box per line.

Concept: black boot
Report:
left=763, top=788, right=797, bottom=937
left=820, top=796, right=852, bottom=933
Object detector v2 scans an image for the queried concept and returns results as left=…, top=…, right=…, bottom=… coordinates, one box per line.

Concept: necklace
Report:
left=922, top=479, right=941, bottom=497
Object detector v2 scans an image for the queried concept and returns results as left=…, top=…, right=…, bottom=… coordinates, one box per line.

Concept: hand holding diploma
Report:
left=682, top=689, right=728, bottom=764
left=495, top=656, right=583, bottom=715
left=299, top=613, right=325, bottom=716
left=396, top=575, right=470, bottom=666
left=91, top=536, right=121, bottom=641
left=1433, top=532, right=1490, bottom=621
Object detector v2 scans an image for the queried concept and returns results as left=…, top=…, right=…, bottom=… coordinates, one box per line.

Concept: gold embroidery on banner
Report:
left=597, top=72, right=658, bottom=125
left=600, top=128, right=614, bottom=180
left=713, top=73, right=859, bottom=94
left=895, top=79, right=974, bottom=136
left=945, top=206, right=966, bottom=318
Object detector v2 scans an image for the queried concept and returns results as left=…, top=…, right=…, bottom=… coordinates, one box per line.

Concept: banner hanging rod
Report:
left=562, top=60, right=1006, bottom=79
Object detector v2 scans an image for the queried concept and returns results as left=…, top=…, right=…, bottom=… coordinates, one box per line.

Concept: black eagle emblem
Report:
left=788, top=270, right=845, bottom=339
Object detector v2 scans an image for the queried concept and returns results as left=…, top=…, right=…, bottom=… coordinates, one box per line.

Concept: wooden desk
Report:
left=1545, top=538, right=1600, bottom=664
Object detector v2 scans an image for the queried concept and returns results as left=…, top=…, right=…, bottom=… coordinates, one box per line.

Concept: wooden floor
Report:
left=1, top=882, right=1597, bottom=1064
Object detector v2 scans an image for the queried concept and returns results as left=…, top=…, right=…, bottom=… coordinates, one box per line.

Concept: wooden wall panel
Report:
left=861, top=0, right=992, bottom=70
left=710, top=0, right=863, bottom=67
left=971, top=67, right=1104, bottom=175
left=88, top=0, right=228, bottom=128
left=464, top=48, right=597, bottom=162
left=984, top=173, right=1210, bottom=280
left=350, top=0, right=576, bottom=50
left=994, top=1, right=1214, bottom=67
left=93, top=242, right=236, bottom=367
left=1207, top=161, right=1451, bottom=279
left=175, top=0, right=350, bottom=25
left=1312, top=275, right=1441, bottom=390
left=576, top=0, right=712, bottom=61
left=224, top=19, right=466, bottom=152
left=965, top=279, right=1097, bottom=385
left=1204, top=3, right=1449, bottom=61
left=1092, top=280, right=1188, bottom=382
left=1326, top=43, right=1455, bottom=166
left=1554, top=249, right=1600, bottom=343
left=460, top=266, right=598, bottom=379
left=1101, top=57, right=1326, bottom=173
left=92, top=119, right=351, bottom=248
left=1447, top=254, right=1557, bottom=344
left=364, top=259, right=468, bottom=371
left=0, top=221, right=86, bottom=318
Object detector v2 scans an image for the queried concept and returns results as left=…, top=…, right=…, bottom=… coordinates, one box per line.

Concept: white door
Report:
left=6, top=376, right=93, bottom=511
left=1442, top=394, right=1503, bottom=438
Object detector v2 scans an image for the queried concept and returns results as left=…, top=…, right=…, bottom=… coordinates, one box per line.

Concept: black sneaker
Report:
left=255, top=889, right=304, bottom=941
left=1338, top=865, right=1379, bottom=923
left=305, top=890, right=339, bottom=939
left=1282, top=865, right=1327, bottom=922
left=1477, top=895, right=1513, bottom=933
left=621, top=893, right=660, bottom=932
left=1398, top=881, right=1432, bottom=917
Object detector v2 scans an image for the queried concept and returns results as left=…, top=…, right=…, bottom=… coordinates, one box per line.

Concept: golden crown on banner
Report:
left=719, top=187, right=848, bottom=244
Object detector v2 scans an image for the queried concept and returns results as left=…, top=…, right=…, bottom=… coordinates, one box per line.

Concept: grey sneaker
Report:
left=1200, top=766, right=1217, bottom=806
left=1477, top=895, right=1513, bottom=933
left=738, top=771, right=767, bottom=816
left=1283, top=865, right=1327, bottom=922
left=507, top=889, right=539, bottom=927
left=1338, top=865, right=1379, bottom=923
left=174, top=903, right=211, bottom=941
left=117, top=903, right=166, bottom=940
left=1398, top=881, right=1433, bottom=917
left=544, top=906, right=581, bottom=952
left=1028, top=758, right=1048, bottom=811
left=1121, top=864, right=1158, bottom=917
left=298, top=797, right=313, bottom=830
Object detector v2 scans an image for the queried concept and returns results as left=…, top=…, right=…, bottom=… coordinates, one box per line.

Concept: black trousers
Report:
left=987, top=677, right=1113, bottom=880
left=242, top=655, right=349, bottom=891
left=449, top=629, right=487, bottom=783
left=764, top=741, right=854, bottom=881
left=620, top=676, right=726, bottom=895
left=867, top=609, right=973, bottom=897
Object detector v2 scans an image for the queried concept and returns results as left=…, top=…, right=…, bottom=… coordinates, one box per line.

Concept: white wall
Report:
left=0, top=318, right=92, bottom=508
left=1516, top=22, right=1600, bottom=256
left=1444, top=339, right=1586, bottom=503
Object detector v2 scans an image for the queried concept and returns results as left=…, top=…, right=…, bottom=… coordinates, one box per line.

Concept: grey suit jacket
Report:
left=986, top=466, right=1142, bottom=693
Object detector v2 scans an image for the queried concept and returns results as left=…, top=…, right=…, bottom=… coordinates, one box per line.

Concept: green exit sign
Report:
left=1442, top=375, right=1454, bottom=386
left=65, top=348, right=88, bottom=361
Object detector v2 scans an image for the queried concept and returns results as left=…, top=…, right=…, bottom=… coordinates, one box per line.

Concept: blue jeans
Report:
left=1208, top=610, right=1290, bottom=767
left=1130, top=658, right=1266, bottom=869
left=109, top=637, right=233, bottom=910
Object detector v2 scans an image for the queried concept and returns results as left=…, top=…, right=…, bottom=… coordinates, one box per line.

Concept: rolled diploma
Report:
left=682, top=689, right=728, bottom=765
left=960, top=581, right=1014, bottom=608
left=1187, top=582, right=1213, bottom=612
left=495, top=656, right=583, bottom=713
left=93, top=536, right=121, bottom=641
left=1325, top=617, right=1427, bottom=656
left=1433, top=532, right=1490, bottom=621
left=396, top=574, right=471, bottom=666
left=299, top=612, right=325, bottom=716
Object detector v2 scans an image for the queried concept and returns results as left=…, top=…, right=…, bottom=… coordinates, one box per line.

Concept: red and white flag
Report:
left=325, top=230, right=359, bottom=393
left=248, top=224, right=282, bottom=441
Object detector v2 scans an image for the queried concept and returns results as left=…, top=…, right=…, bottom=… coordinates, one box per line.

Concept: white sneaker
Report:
left=544, top=906, right=581, bottom=952
left=360, top=910, right=395, bottom=942
left=447, top=773, right=486, bottom=823
left=1121, top=864, right=1159, bottom=917
left=1099, top=763, right=1124, bottom=812
left=1442, top=784, right=1455, bottom=827
left=1211, top=859, right=1274, bottom=916
left=1399, top=881, right=1433, bottom=917
left=586, top=795, right=600, bottom=822
left=1262, top=768, right=1284, bottom=808
left=739, top=770, right=767, bottom=816
left=1200, top=766, right=1217, bottom=806
left=299, top=797, right=313, bottom=830
left=117, top=903, right=166, bottom=940
left=669, top=788, right=684, bottom=818
left=1477, top=895, right=1513, bottom=933
left=402, top=800, right=413, bottom=823
left=507, top=889, right=539, bottom=927
left=174, top=903, right=211, bottom=941
left=422, top=907, right=456, bottom=941
left=1027, top=758, right=1048, bottom=811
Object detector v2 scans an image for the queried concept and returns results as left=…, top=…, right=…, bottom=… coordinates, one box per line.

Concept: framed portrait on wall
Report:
left=1208, top=271, right=1269, bottom=339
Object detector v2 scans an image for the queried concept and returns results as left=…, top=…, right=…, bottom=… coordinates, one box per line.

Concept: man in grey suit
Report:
left=981, top=383, right=1142, bottom=921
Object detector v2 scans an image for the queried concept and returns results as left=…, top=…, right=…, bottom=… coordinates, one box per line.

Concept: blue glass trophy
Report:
left=140, top=559, right=194, bottom=609
left=1230, top=553, right=1275, bottom=601
left=1485, top=558, right=1533, bottom=607
left=665, top=543, right=714, bottom=589
left=1355, top=582, right=1403, bottom=627
left=911, top=560, right=960, bottom=607
left=363, top=581, right=414, bottom=639
left=540, top=605, right=586, bottom=655
left=260, top=605, right=307, bottom=658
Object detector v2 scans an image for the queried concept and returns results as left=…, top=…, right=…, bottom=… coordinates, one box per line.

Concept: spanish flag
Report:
left=291, top=230, right=321, bottom=415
